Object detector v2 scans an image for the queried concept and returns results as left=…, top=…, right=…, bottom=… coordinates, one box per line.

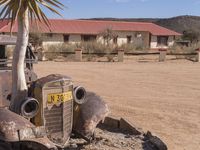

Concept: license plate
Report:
left=47, top=91, right=73, bottom=104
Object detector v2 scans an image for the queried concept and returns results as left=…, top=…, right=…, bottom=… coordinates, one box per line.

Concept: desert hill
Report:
left=86, top=15, right=200, bottom=35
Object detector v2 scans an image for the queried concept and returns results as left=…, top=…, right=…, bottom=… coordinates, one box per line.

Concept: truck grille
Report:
left=44, top=100, right=73, bottom=146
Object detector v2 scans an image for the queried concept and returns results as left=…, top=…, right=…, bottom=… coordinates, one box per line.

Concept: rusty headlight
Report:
left=73, top=86, right=87, bottom=104
left=21, top=97, right=39, bottom=118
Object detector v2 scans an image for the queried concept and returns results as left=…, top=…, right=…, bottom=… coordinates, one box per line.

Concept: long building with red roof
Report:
left=0, top=19, right=181, bottom=49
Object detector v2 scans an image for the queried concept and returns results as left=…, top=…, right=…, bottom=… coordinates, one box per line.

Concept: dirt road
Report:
left=35, top=60, right=200, bottom=150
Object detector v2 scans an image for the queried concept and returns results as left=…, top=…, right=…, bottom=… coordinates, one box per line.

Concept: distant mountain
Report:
left=85, top=17, right=159, bottom=23
left=85, top=15, right=200, bottom=35
left=156, top=16, right=200, bottom=34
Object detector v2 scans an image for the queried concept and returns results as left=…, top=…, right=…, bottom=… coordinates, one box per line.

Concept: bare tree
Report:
left=29, top=26, right=43, bottom=50
left=99, top=27, right=117, bottom=46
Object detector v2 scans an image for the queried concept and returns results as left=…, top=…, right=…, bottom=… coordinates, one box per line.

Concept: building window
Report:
left=127, top=36, right=132, bottom=44
left=157, top=36, right=168, bottom=46
left=113, top=36, right=118, bottom=44
left=81, top=35, right=96, bottom=42
left=63, top=34, right=69, bottom=43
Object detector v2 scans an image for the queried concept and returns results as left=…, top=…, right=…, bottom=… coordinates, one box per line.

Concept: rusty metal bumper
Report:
left=0, top=108, right=57, bottom=149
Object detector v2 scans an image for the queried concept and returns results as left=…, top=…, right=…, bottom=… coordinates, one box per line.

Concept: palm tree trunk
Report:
left=10, top=8, right=29, bottom=114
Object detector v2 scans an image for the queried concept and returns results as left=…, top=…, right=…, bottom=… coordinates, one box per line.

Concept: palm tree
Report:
left=0, top=0, right=64, bottom=114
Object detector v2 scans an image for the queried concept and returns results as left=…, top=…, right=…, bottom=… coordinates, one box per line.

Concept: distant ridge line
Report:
left=82, top=15, right=200, bottom=34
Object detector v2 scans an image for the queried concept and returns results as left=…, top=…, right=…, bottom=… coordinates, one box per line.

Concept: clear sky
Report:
left=45, top=0, right=200, bottom=19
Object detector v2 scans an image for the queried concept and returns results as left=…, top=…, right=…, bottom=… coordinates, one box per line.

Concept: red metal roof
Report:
left=0, top=19, right=181, bottom=36
left=0, top=19, right=10, bottom=30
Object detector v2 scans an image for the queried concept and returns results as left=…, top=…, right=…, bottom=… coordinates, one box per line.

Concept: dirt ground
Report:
left=34, top=57, right=200, bottom=150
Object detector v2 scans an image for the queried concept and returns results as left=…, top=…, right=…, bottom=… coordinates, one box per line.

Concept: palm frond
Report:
left=0, top=0, right=64, bottom=29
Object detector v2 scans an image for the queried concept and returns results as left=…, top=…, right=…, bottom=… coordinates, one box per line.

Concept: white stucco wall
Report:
left=42, top=34, right=82, bottom=47
left=115, top=31, right=131, bottom=46
left=42, top=33, right=64, bottom=48
left=97, top=31, right=149, bottom=47
left=150, top=35, right=175, bottom=49
left=96, top=36, right=104, bottom=44
left=150, top=35, right=158, bottom=49
left=113, top=31, right=149, bottom=46
left=39, top=33, right=175, bottom=50
left=96, top=36, right=113, bottom=45
left=168, top=36, right=175, bottom=47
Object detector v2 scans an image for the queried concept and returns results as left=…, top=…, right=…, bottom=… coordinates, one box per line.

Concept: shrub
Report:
left=117, top=43, right=147, bottom=53
left=169, top=42, right=200, bottom=54
left=44, top=44, right=72, bottom=60
left=168, top=42, right=200, bottom=60
left=182, top=30, right=200, bottom=43
left=77, top=41, right=114, bottom=56
left=29, top=33, right=43, bottom=53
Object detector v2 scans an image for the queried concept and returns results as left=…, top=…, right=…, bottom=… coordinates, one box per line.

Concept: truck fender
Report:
left=73, top=92, right=110, bottom=139
left=0, top=108, right=56, bottom=149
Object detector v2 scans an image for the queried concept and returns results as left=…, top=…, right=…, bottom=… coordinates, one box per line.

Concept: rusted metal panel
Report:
left=19, top=126, right=46, bottom=140
left=24, top=137, right=58, bottom=150
left=63, top=100, right=73, bottom=139
left=44, top=105, right=63, bottom=133
left=0, top=69, right=37, bottom=107
left=0, top=108, right=34, bottom=141
left=73, top=92, right=110, bottom=138
left=44, top=100, right=73, bottom=147
left=0, top=70, right=12, bottom=107
left=32, top=74, right=73, bottom=148
left=0, top=108, right=57, bottom=149
left=34, top=74, right=71, bottom=88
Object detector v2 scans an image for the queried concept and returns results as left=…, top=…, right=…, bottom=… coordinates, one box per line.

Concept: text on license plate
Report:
left=47, top=91, right=73, bottom=104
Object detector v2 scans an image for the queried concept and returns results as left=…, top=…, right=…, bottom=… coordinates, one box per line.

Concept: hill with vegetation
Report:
left=86, top=16, right=200, bottom=42
left=88, top=16, right=200, bottom=34
left=155, top=16, right=200, bottom=34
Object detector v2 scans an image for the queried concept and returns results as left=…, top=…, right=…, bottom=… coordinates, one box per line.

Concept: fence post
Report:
left=118, top=49, right=124, bottom=62
left=75, top=48, right=82, bottom=62
left=159, top=49, right=167, bottom=62
left=196, top=48, right=200, bottom=62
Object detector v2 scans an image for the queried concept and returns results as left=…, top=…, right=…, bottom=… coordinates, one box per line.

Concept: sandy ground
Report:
left=34, top=57, right=200, bottom=150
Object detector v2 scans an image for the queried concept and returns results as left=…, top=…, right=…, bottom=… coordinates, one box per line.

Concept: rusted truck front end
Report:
left=30, top=74, right=75, bottom=148
left=0, top=74, right=95, bottom=150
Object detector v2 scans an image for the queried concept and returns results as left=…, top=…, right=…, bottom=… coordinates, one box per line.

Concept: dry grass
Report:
left=118, top=43, right=147, bottom=53
left=44, top=42, right=116, bottom=61
left=44, top=41, right=148, bottom=62
left=169, top=42, right=200, bottom=54
left=43, top=41, right=200, bottom=62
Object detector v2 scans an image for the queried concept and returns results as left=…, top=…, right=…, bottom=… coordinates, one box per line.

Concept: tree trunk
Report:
left=10, top=8, right=29, bottom=114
